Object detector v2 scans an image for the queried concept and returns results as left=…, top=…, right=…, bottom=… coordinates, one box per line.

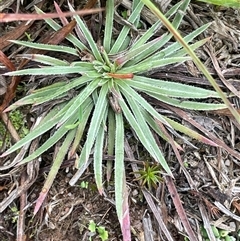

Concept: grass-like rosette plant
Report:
left=2, top=0, right=226, bottom=238
left=134, top=161, right=163, bottom=190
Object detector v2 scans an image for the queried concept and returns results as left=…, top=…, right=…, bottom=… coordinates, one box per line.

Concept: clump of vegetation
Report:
left=134, top=161, right=163, bottom=190
left=0, top=110, right=28, bottom=148
left=201, top=225, right=236, bottom=241
left=1, top=0, right=228, bottom=239
left=88, top=220, right=108, bottom=241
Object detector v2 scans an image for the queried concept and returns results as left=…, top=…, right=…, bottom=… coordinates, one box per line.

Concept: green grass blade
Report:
left=7, top=76, right=93, bottom=108
left=5, top=83, right=66, bottom=110
left=125, top=0, right=189, bottom=65
left=142, top=110, right=167, bottom=139
left=35, top=6, right=88, bottom=51
left=114, top=112, right=125, bottom=225
left=167, top=39, right=209, bottom=58
left=20, top=54, right=70, bottom=66
left=6, top=66, right=95, bottom=76
left=124, top=5, right=198, bottom=67
left=1, top=104, right=68, bottom=156
left=121, top=92, right=172, bottom=175
left=137, top=34, right=209, bottom=67
left=94, top=110, right=107, bottom=194
left=116, top=80, right=170, bottom=127
left=27, top=76, right=93, bottom=105
left=76, top=83, right=109, bottom=167
left=19, top=98, right=93, bottom=164
left=68, top=3, right=103, bottom=62
left=118, top=57, right=190, bottom=74
left=132, top=0, right=141, bottom=25
left=128, top=75, right=221, bottom=98
left=171, top=0, right=190, bottom=28
left=58, top=78, right=107, bottom=126
left=115, top=37, right=163, bottom=67
left=142, top=0, right=240, bottom=123
left=132, top=20, right=162, bottom=49
left=163, top=116, right=218, bottom=146
left=109, top=1, right=144, bottom=54
left=10, top=40, right=78, bottom=56
left=34, top=128, right=76, bottom=214
left=19, top=110, right=79, bottom=164
left=146, top=91, right=226, bottom=110
left=196, top=0, right=240, bottom=8
left=104, top=0, right=114, bottom=52
left=132, top=1, right=183, bottom=50
left=106, top=109, right=115, bottom=181
left=69, top=101, right=94, bottom=156
left=164, top=23, right=211, bottom=58
left=116, top=87, right=172, bottom=176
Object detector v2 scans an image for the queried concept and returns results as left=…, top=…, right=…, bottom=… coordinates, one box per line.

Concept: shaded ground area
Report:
left=1, top=0, right=240, bottom=240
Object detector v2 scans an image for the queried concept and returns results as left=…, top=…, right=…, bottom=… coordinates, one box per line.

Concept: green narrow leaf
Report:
left=6, top=76, right=94, bottom=110
left=34, top=128, right=76, bottom=214
left=145, top=91, right=226, bottom=110
left=94, top=109, right=107, bottom=195
left=131, top=1, right=183, bottom=49
left=167, top=39, right=209, bottom=59
left=76, top=83, right=109, bottom=167
left=35, top=6, right=88, bottom=52
left=196, top=0, right=240, bottom=8
left=10, top=40, right=78, bottom=56
left=1, top=103, right=68, bottom=156
left=5, top=83, right=66, bottom=109
left=128, top=75, right=221, bottom=99
left=141, top=109, right=176, bottom=145
left=68, top=2, right=103, bottom=62
left=19, top=97, right=93, bottom=164
left=142, top=0, right=240, bottom=122
left=58, top=78, right=107, bottom=126
left=6, top=66, right=95, bottom=76
left=69, top=100, right=94, bottom=156
left=104, top=0, right=114, bottom=52
left=29, top=76, right=94, bottom=105
left=115, top=86, right=171, bottom=176
left=20, top=54, right=70, bottom=66
left=114, top=112, right=125, bottom=221
left=125, top=0, right=190, bottom=67
left=145, top=23, right=211, bottom=62
left=116, top=80, right=170, bottom=127
left=132, top=0, right=141, bottom=26
left=171, top=0, right=191, bottom=28
left=120, top=91, right=172, bottom=175
left=106, top=109, right=115, bottom=181
left=19, top=110, right=79, bottom=164
left=109, top=1, right=144, bottom=54
left=118, top=56, right=190, bottom=74
left=115, top=37, right=163, bottom=67
left=163, top=116, right=218, bottom=146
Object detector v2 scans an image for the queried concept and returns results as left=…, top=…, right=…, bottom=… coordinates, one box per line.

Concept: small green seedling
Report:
left=121, top=9, right=129, bottom=19
left=9, top=205, right=19, bottom=223
left=88, top=220, right=108, bottom=241
left=134, top=161, right=163, bottom=190
left=80, top=181, right=89, bottom=189
left=24, top=32, right=33, bottom=41
left=201, top=225, right=236, bottom=241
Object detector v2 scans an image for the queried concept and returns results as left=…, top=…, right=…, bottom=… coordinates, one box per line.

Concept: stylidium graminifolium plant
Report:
left=1, top=0, right=226, bottom=236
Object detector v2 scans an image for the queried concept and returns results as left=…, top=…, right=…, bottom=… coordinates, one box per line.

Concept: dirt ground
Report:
left=1, top=0, right=240, bottom=240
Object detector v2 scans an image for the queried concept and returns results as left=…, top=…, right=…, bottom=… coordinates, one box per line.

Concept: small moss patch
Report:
left=0, top=110, right=29, bottom=148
